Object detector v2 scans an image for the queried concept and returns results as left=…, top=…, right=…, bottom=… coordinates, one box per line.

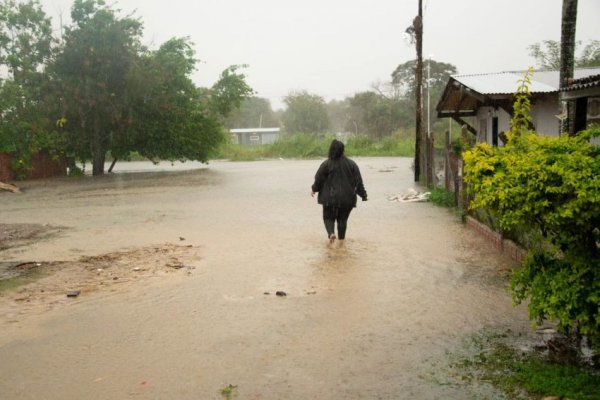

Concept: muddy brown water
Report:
left=0, top=158, right=530, bottom=399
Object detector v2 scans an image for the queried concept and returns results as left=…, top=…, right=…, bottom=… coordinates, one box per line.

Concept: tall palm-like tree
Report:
left=560, top=0, right=577, bottom=135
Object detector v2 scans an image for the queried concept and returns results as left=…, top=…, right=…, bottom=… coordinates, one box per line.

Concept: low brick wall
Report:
left=0, top=152, right=66, bottom=182
left=0, top=153, right=14, bottom=182
left=27, top=152, right=66, bottom=180
left=466, top=216, right=528, bottom=264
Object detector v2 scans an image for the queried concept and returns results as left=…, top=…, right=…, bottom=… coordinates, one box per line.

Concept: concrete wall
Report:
left=475, top=94, right=561, bottom=146
left=475, top=106, right=511, bottom=146
left=531, top=94, right=560, bottom=137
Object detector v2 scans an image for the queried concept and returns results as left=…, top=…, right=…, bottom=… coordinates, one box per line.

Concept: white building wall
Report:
left=475, top=106, right=512, bottom=146
left=531, top=94, right=560, bottom=137
left=474, top=95, right=561, bottom=146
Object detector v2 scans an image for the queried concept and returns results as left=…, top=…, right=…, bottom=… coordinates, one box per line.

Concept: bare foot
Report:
left=329, top=233, right=336, bottom=246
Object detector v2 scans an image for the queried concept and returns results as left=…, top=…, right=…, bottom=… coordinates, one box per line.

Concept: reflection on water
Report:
left=0, top=158, right=530, bottom=399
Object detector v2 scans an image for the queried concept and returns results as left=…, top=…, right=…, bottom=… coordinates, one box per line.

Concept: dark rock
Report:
left=276, top=291, right=287, bottom=297
left=66, top=290, right=81, bottom=298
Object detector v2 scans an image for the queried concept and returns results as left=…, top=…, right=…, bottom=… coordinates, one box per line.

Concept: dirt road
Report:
left=0, top=158, right=530, bottom=399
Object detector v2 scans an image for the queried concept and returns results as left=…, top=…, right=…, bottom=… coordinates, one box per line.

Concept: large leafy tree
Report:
left=346, top=91, right=410, bottom=138
left=124, top=40, right=253, bottom=163
left=50, top=0, right=143, bottom=175
left=391, top=59, right=458, bottom=100
left=282, top=91, right=329, bottom=134
left=226, top=96, right=278, bottom=129
left=0, top=0, right=54, bottom=174
left=51, top=0, right=253, bottom=175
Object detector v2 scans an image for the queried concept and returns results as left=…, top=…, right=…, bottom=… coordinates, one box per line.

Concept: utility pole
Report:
left=413, top=0, right=424, bottom=183
left=426, top=56, right=434, bottom=188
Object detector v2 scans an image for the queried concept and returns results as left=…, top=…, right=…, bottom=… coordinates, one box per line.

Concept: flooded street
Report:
left=0, top=157, right=530, bottom=399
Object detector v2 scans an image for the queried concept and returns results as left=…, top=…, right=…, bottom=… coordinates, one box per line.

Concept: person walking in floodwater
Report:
left=311, top=139, right=368, bottom=246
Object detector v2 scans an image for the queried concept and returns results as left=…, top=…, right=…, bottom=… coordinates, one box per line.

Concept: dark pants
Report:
left=322, top=205, right=353, bottom=240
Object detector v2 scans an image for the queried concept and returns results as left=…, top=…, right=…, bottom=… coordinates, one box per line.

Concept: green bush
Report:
left=464, top=100, right=600, bottom=344
left=429, top=188, right=456, bottom=208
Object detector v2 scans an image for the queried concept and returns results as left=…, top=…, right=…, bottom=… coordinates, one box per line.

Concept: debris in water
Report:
left=388, top=188, right=430, bottom=203
left=66, top=290, right=81, bottom=298
left=276, top=291, right=287, bottom=297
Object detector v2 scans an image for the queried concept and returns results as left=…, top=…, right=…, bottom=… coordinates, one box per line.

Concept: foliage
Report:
left=428, top=188, right=455, bottom=208
left=225, top=96, right=278, bottom=129
left=47, top=1, right=252, bottom=175
left=345, top=91, right=411, bottom=138
left=216, top=133, right=415, bottom=161
left=0, top=0, right=54, bottom=176
left=391, top=59, right=457, bottom=99
left=528, top=39, right=600, bottom=69
left=510, top=67, right=534, bottom=137
left=49, top=0, right=144, bottom=175
left=463, top=70, right=600, bottom=344
left=282, top=91, right=329, bottom=134
left=452, top=330, right=600, bottom=400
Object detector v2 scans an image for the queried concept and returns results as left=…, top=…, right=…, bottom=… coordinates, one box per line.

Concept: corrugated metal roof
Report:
left=452, top=68, right=600, bottom=95
left=560, top=73, right=600, bottom=92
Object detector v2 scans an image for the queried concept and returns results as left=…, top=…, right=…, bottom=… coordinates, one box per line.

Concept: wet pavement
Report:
left=0, top=158, right=530, bottom=399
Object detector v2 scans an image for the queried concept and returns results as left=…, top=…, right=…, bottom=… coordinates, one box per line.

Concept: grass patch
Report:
left=452, top=330, right=600, bottom=400
left=0, top=268, right=46, bottom=293
left=220, top=384, right=237, bottom=399
left=429, top=188, right=456, bottom=208
left=215, top=133, right=415, bottom=161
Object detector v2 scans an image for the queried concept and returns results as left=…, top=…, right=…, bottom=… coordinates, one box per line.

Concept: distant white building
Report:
left=436, top=67, right=600, bottom=146
left=230, top=128, right=281, bottom=145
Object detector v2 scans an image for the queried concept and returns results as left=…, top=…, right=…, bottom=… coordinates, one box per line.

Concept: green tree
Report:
left=325, top=99, right=351, bottom=134
left=51, top=1, right=253, bottom=175
left=124, top=41, right=253, bottom=163
left=50, top=0, right=143, bottom=175
left=0, top=0, right=55, bottom=176
left=528, top=40, right=600, bottom=69
left=282, top=90, right=329, bottom=134
left=391, top=58, right=458, bottom=100
left=225, top=96, right=277, bottom=129
left=345, top=91, right=412, bottom=138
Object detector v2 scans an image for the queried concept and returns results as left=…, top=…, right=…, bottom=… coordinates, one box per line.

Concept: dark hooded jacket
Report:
left=311, top=156, right=367, bottom=208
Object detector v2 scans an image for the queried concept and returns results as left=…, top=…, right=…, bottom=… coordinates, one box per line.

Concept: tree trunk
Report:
left=108, top=157, right=118, bottom=173
left=91, top=119, right=106, bottom=176
left=560, top=0, right=578, bottom=135
left=92, top=150, right=106, bottom=176
left=414, top=0, right=424, bottom=182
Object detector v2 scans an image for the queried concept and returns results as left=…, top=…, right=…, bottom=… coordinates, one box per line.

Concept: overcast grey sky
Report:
left=40, top=0, right=599, bottom=109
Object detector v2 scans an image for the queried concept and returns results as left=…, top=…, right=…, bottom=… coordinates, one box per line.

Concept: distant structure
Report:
left=229, top=128, right=281, bottom=145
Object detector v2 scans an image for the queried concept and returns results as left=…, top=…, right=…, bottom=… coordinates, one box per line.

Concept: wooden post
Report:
left=413, top=0, right=424, bottom=182
left=426, top=134, right=434, bottom=188
left=444, top=130, right=451, bottom=191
